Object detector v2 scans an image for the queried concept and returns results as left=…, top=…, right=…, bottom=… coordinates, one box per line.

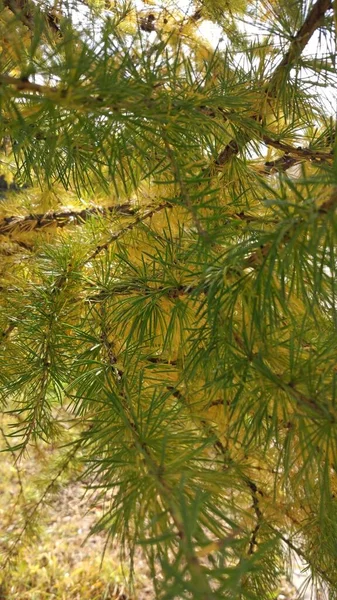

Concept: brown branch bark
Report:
left=0, top=174, right=28, bottom=195
left=246, top=478, right=263, bottom=555
left=262, top=136, right=333, bottom=162
left=258, top=154, right=299, bottom=174
left=0, top=239, right=33, bottom=254
left=0, top=204, right=136, bottom=237
left=214, top=0, right=333, bottom=167
left=3, top=0, right=60, bottom=34
left=269, top=0, right=332, bottom=83
left=0, top=74, right=61, bottom=96
left=1, top=322, right=16, bottom=341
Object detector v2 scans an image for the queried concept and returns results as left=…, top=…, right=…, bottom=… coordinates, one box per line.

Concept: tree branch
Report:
left=262, top=136, right=333, bottom=162
left=0, top=204, right=136, bottom=237
left=3, top=0, right=60, bottom=34
left=0, top=74, right=62, bottom=96
left=170, top=385, right=335, bottom=587
left=270, top=0, right=332, bottom=82
left=85, top=202, right=171, bottom=262
left=246, top=478, right=263, bottom=555
left=214, top=0, right=333, bottom=167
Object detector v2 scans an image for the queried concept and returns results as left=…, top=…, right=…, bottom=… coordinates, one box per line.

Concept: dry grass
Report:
left=0, top=417, right=153, bottom=600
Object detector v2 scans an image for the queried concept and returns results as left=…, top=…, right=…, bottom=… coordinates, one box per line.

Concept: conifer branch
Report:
left=97, top=382, right=216, bottom=599
left=258, top=155, right=299, bottom=174
left=2, top=436, right=83, bottom=568
left=0, top=204, right=136, bottom=237
left=199, top=106, right=333, bottom=172
left=269, top=0, right=333, bottom=82
left=167, top=385, right=265, bottom=552
left=1, top=0, right=336, bottom=594
left=0, top=74, right=65, bottom=96
left=246, top=479, right=263, bottom=555
left=261, top=136, right=333, bottom=162
left=256, top=138, right=334, bottom=174
left=178, top=394, right=334, bottom=586
left=88, top=282, right=195, bottom=302
left=162, top=134, right=209, bottom=240
left=215, top=0, right=333, bottom=167
left=85, top=202, right=171, bottom=262
left=99, top=308, right=124, bottom=382
left=3, top=0, right=61, bottom=34
left=231, top=330, right=336, bottom=421
left=267, top=526, right=336, bottom=588
left=3, top=0, right=35, bottom=30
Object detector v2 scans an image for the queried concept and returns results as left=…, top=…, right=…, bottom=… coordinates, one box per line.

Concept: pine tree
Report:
left=0, top=0, right=336, bottom=597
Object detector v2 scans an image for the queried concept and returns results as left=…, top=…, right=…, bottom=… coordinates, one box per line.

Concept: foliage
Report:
left=0, top=415, right=148, bottom=600
left=0, top=0, right=336, bottom=598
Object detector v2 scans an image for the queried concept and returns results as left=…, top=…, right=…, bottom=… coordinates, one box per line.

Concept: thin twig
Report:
left=85, top=202, right=171, bottom=262
left=246, top=478, right=263, bottom=555
left=2, top=438, right=83, bottom=568
left=162, top=134, right=210, bottom=240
